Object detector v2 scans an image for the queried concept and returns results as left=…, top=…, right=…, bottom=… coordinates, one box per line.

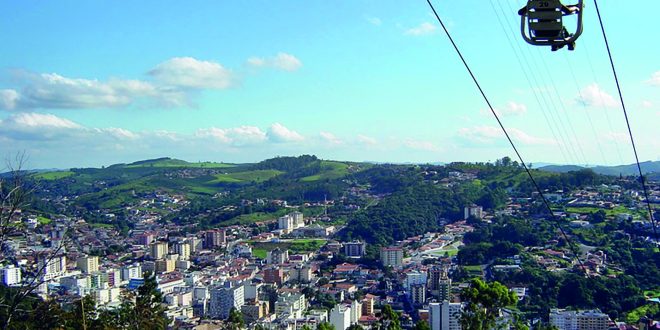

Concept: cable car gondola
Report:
left=519, top=0, right=584, bottom=51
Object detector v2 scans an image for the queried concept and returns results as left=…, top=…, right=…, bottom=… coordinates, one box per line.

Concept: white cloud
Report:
left=267, top=123, right=305, bottom=142
left=642, top=100, right=653, bottom=109
left=405, top=22, right=437, bottom=36
left=484, top=101, right=528, bottom=117
left=195, top=126, right=267, bottom=146
left=148, top=57, right=235, bottom=89
left=320, top=131, right=342, bottom=145
left=458, top=125, right=554, bottom=145
left=404, top=139, right=440, bottom=152
left=0, top=89, right=19, bottom=110
left=646, top=71, right=660, bottom=86
left=575, top=83, right=619, bottom=108
left=0, top=72, right=160, bottom=110
left=247, top=53, right=302, bottom=72
left=2, top=112, right=81, bottom=130
left=357, top=134, right=378, bottom=145
left=366, top=16, right=382, bottom=26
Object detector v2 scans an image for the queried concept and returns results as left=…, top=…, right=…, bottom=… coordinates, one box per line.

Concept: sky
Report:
left=0, top=0, right=658, bottom=169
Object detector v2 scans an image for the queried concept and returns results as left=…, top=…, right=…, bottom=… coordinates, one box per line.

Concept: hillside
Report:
left=539, top=161, right=660, bottom=177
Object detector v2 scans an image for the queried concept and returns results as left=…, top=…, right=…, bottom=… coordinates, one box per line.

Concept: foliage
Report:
left=460, top=279, right=518, bottom=330
left=317, top=321, right=336, bottom=330
left=228, top=307, right=245, bottom=330
left=413, top=320, right=431, bottom=330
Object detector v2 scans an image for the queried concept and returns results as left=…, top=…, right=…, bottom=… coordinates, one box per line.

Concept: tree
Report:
left=317, top=322, right=336, bottom=330
left=347, top=324, right=365, bottom=330
left=413, top=320, right=431, bottom=330
left=460, top=279, right=517, bottom=330
left=0, top=154, right=70, bottom=330
left=118, top=272, right=168, bottom=329
left=381, top=304, right=402, bottom=330
left=228, top=307, right=244, bottom=330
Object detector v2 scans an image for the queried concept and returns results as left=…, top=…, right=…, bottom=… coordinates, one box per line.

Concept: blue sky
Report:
left=1, top=0, right=658, bottom=169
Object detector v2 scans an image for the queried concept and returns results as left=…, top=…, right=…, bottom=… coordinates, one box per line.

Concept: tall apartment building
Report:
left=330, top=304, right=352, bottom=330
left=267, top=248, right=289, bottom=264
left=278, top=212, right=304, bottom=233
left=343, top=241, right=366, bottom=258
left=204, top=229, right=225, bottom=249
left=77, top=256, right=99, bottom=274
left=410, top=284, right=427, bottom=305
left=39, top=254, right=67, bottom=281
left=208, top=283, right=245, bottom=319
left=428, top=266, right=451, bottom=300
left=174, top=242, right=191, bottom=260
left=549, top=309, right=609, bottom=330
left=429, top=301, right=462, bottom=330
left=150, top=242, right=168, bottom=260
left=380, top=247, right=403, bottom=267
left=464, top=204, right=483, bottom=220
left=2, top=265, right=21, bottom=286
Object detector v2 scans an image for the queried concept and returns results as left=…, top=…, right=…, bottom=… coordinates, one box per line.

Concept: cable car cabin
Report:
left=520, top=0, right=583, bottom=50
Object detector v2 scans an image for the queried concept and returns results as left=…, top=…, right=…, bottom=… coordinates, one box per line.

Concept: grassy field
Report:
left=252, top=248, right=268, bottom=259
left=219, top=209, right=290, bottom=226
left=32, top=171, right=75, bottom=180
left=210, top=170, right=283, bottom=184
left=300, top=161, right=349, bottom=182
left=36, top=216, right=52, bottom=225
left=565, top=205, right=632, bottom=216
left=249, top=239, right=327, bottom=254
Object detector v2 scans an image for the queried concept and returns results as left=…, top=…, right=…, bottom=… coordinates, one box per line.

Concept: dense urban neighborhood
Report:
left=1, top=156, right=658, bottom=330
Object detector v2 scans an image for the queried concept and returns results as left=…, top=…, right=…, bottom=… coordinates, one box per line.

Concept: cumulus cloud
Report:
left=642, top=100, right=653, bottom=109
left=575, top=84, right=619, bottom=108
left=247, top=53, right=302, bottom=72
left=195, top=126, right=267, bottom=145
left=357, top=134, right=378, bottom=145
left=267, top=123, right=305, bottom=142
left=149, top=57, right=235, bottom=89
left=483, top=101, right=528, bottom=117
left=458, top=125, right=554, bottom=145
left=405, top=22, right=437, bottom=36
left=0, top=89, right=20, bottom=110
left=1, top=55, right=302, bottom=111
left=646, top=71, right=660, bottom=86
left=320, top=131, right=342, bottom=145
left=0, top=72, right=160, bottom=110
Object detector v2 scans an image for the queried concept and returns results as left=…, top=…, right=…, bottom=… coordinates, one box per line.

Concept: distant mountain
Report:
left=539, top=161, right=660, bottom=176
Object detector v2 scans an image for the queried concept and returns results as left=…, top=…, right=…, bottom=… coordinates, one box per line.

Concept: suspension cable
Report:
left=593, top=0, right=657, bottom=240
left=425, top=0, right=588, bottom=273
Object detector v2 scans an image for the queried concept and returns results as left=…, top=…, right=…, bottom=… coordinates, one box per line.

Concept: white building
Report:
left=121, top=263, right=142, bottom=282
left=174, top=242, right=191, bottom=260
left=380, top=247, right=403, bottom=267
left=77, top=256, right=99, bottom=274
left=350, top=300, right=362, bottom=325
left=405, top=271, right=428, bottom=290
left=464, top=204, right=483, bottom=220
left=150, top=242, right=168, bottom=260
left=208, top=283, right=245, bottom=319
left=330, top=304, right=352, bottom=330
left=549, top=309, right=609, bottom=330
left=2, top=265, right=21, bottom=286
left=39, top=255, right=67, bottom=281
left=278, top=212, right=305, bottom=233
left=275, top=293, right=307, bottom=319
left=429, top=301, right=462, bottom=330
